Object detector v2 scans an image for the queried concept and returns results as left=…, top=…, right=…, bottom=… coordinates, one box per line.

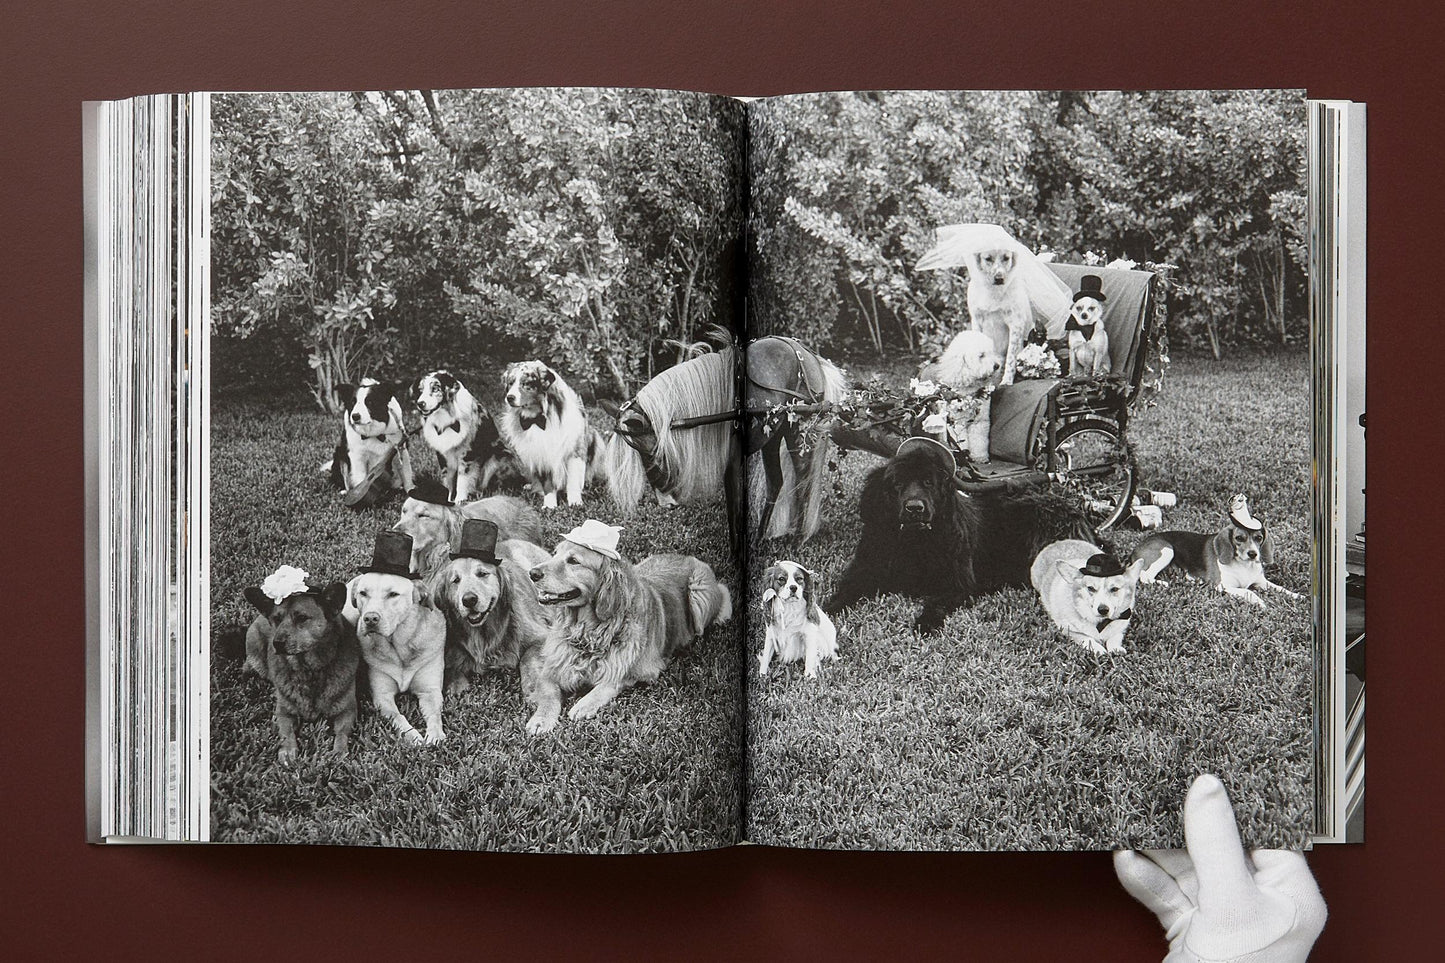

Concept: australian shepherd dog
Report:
left=328, top=379, right=415, bottom=496
left=496, top=360, right=604, bottom=510
left=524, top=527, right=732, bottom=733
left=410, top=370, right=510, bottom=503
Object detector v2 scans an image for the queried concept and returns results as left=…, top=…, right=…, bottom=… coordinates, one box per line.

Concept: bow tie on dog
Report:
left=518, top=412, right=547, bottom=431
left=1064, top=317, right=1098, bottom=341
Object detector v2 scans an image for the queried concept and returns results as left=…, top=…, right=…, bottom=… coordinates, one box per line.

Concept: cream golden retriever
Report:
left=524, top=544, right=732, bottom=733
left=966, top=247, right=1032, bottom=385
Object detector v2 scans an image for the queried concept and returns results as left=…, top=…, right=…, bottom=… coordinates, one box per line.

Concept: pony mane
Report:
left=632, top=348, right=737, bottom=504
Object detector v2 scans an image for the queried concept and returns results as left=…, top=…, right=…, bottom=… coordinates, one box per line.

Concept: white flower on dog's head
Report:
left=910, top=378, right=940, bottom=397
left=260, top=565, right=312, bottom=605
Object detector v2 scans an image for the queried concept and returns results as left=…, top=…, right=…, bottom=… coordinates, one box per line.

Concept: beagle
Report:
left=1129, top=494, right=1303, bottom=608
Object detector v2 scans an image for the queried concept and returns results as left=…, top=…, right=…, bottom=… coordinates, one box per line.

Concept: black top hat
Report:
left=1079, top=553, right=1126, bottom=577
left=360, top=530, right=418, bottom=578
left=451, top=518, right=502, bottom=564
left=896, top=436, right=959, bottom=474
left=1072, top=274, right=1108, bottom=303
left=407, top=476, right=454, bottom=507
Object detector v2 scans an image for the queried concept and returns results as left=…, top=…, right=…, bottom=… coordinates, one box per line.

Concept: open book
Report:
left=84, top=88, right=1364, bottom=852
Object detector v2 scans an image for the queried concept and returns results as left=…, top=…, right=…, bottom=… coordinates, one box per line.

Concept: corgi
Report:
left=759, top=560, right=838, bottom=678
left=1031, top=540, right=1142, bottom=655
left=1130, top=494, right=1303, bottom=609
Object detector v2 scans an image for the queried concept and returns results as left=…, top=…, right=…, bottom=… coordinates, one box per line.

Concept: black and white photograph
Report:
left=742, top=89, right=1316, bottom=850
left=206, top=88, right=750, bottom=852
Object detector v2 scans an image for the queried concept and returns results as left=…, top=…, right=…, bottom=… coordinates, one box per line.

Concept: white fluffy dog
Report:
left=921, top=329, right=1003, bottom=464
left=966, top=246, right=1033, bottom=386
left=759, top=561, right=837, bottom=679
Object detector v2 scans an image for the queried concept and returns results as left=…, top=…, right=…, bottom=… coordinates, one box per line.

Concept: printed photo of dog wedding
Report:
left=743, top=89, right=1315, bottom=851
left=206, top=86, right=1315, bottom=854
left=208, top=88, right=750, bottom=852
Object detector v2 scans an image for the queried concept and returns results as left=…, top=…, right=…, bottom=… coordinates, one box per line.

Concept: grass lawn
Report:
left=208, top=376, right=744, bottom=852
left=744, top=349, right=1316, bottom=851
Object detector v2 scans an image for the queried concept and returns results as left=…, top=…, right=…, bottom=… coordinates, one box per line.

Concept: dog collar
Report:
left=1065, top=318, right=1097, bottom=340
left=1095, top=609, right=1133, bottom=633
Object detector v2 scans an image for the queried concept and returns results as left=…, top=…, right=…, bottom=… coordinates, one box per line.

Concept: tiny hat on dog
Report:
left=563, top=519, right=624, bottom=560
left=407, top=476, right=454, bottom=507
left=1072, top=274, right=1108, bottom=303
left=896, top=436, right=959, bottom=474
left=452, top=518, right=501, bottom=564
left=1229, top=493, right=1264, bottom=532
left=360, top=530, right=418, bottom=578
left=1079, top=553, right=1127, bottom=577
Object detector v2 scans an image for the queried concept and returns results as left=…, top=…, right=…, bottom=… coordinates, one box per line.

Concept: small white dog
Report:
left=1031, top=540, right=1143, bottom=655
left=1065, top=275, right=1111, bottom=378
left=922, top=329, right=1003, bottom=463
left=966, top=246, right=1032, bottom=386
left=759, top=560, right=838, bottom=678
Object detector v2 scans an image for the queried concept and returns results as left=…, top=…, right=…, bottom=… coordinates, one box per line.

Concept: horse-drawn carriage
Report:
left=606, top=260, right=1164, bottom=539
left=837, top=261, right=1163, bottom=531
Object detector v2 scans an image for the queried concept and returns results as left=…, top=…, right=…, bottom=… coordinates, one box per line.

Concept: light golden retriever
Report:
left=345, top=571, right=448, bottom=745
left=427, top=539, right=554, bottom=704
left=967, top=247, right=1032, bottom=385
left=524, top=543, right=732, bottom=733
left=394, top=493, right=542, bottom=576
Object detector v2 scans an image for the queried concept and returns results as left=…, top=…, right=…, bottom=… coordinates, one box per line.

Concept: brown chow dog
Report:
left=525, top=519, right=732, bottom=733
left=242, top=580, right=360, bottom=763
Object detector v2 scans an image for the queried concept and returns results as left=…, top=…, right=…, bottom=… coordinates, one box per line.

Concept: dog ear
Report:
left=540, top=366, right=556, bottom=389
left=1055, top=559, right=1082, bottom=585
left=1259, top=528, right=1276, bottom=565
left=593, top=557, right=631, bottom=623
left=1125, top=557, right=1145, bottom=583
left=412, top=579, right=433, bottom=610
left=318, top=582, right=348, bottom=617
left=802, top=570, right=822, bottom=622
left=1213, top=527, right=1236, bottom=563
left=243, top=586, right=274, bottom=617
left=333, top=383, right=356, bottom=408
left=345, top=575, right=361, bottom=614
left=760, top=587, right=776, bottom=622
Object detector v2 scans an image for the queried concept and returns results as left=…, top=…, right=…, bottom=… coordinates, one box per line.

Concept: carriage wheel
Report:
left=1044, top=419, right=1136, bottom=531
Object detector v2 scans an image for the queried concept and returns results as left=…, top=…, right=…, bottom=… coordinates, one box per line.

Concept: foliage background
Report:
left=212, top=88, right=747, bottom=409
left=748, top=89, right=1306, bottom=360
left=212, top=88, right=1306, bottom=412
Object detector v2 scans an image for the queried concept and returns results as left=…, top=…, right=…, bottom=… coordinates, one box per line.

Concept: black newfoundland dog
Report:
left=824, top=437, right=1098, bottom=633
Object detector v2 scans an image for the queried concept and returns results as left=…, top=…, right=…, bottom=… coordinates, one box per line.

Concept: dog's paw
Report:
left=400, top=727, right=425, bottom=746
left=757, top=659, right=770, bottom=678
left=445, top=676, right=472, bottom=697
left=567, top=699, right=605, bottom=721
left=525, top=712, right=558, bottom=735
left=277, top=746, right=298, bottom=765
left=423, top=728, right=446, bottom=746
left=1105, top=641, right=1127, bottom=654
left=803, top=667, right=819, bottom=679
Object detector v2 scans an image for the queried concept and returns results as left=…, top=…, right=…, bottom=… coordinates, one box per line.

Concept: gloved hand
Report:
left=1113, top=774, right=1327, bottom=962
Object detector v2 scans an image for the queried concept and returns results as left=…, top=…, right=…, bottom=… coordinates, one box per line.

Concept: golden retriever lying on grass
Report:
left=525, top=519, right=732, bottom=733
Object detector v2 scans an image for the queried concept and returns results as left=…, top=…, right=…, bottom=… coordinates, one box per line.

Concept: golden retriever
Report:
left=393, top=491, right=542, bottom=577
left=525, top=541, right=732, bottom=733
left=967, top=247, right=1032, bottom=385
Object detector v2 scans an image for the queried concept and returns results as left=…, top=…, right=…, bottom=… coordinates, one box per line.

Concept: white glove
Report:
left=1113, top=774, right=1327, bottom=962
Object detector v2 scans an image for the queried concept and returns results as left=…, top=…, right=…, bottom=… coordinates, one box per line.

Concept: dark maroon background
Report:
left=3, top=0, right=1437, bottom=957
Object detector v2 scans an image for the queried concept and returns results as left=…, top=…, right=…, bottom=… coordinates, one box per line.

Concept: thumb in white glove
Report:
left=1113, top=773, right=1327, bottom=962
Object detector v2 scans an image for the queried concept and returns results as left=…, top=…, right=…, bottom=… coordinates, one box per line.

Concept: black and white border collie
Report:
left=410, top=370, right=508, bottom=504
left=329, top=379, right=414, bottom=494
left=496, top=360, right=603, bottom=510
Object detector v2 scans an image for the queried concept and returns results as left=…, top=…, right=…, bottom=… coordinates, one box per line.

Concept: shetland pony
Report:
left=604, top=338, right=846, bottom=542
left=496, top=360, right=604, bottom=510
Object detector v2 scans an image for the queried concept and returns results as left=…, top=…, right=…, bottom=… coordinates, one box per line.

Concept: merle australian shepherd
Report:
left=410, top=370, right=511, bottom=503
left=824, top=438, right=1097, bottom=633
left=496, top=360, right=604, bottom=510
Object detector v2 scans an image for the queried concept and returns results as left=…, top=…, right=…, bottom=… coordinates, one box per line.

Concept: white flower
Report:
left=1105, top=257, right=1138, bottom=271
left=910, top=378, right=940, bottom=397
left=922, top=412, right=948, bottom=433
left=260, top=565, right=312, bottom=605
